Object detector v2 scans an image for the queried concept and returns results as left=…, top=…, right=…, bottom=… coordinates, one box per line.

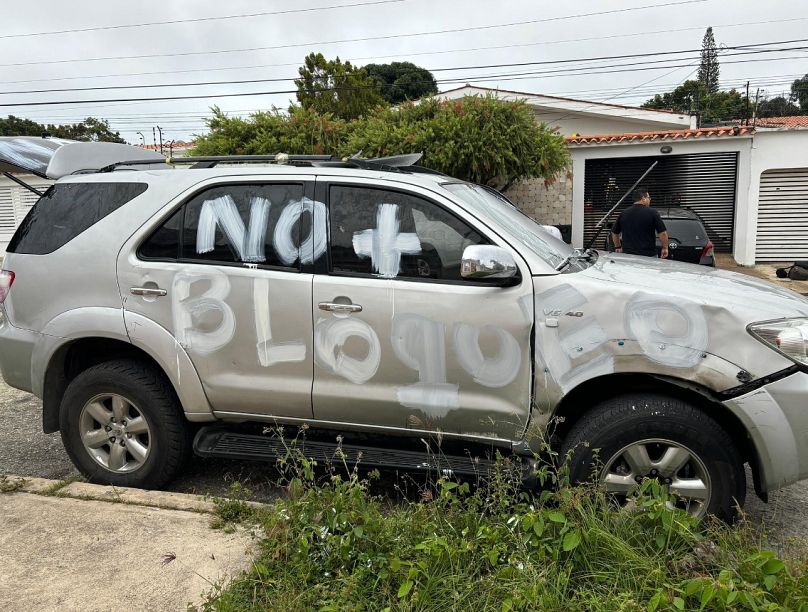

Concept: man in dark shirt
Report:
left=611, top=187, right=669, bottom=258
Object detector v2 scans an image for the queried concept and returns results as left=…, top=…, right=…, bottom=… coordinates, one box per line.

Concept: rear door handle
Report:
left=130, top=286, right=167, bottom=297
left=318, top=301, right=362, bottom=313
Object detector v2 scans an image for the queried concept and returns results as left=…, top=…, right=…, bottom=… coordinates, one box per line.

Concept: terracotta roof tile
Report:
left=566, top=126, right=754, bottom=146
left=752, top=116, right=808, bottom=128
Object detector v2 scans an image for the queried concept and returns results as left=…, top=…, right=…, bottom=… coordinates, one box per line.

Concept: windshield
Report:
left=442, top=182, right=573, bottom=269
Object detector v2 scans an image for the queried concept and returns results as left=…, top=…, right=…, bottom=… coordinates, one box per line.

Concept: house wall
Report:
left=740, top=130, right=808, bottom=265
left=568, top=138, right=754, bottom=264
left=0, top=174, right=52, bottom=255
left=533, top=110, right=694, bottom=137
left=505, top=174, right=572, bottom=226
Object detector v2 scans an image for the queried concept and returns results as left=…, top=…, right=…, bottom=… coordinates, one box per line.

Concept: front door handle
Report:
left=318, top=301, right=362, bottom=314
left=130, top=286, right=167, bottom=297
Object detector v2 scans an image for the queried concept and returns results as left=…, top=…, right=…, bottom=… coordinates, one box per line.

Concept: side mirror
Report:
left=460, top=245, right=518, bottom=283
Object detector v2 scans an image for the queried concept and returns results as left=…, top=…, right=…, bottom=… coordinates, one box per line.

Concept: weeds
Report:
left=199, top=433, right=808, bottom=611
left=0, top=473, right=25, bottom=493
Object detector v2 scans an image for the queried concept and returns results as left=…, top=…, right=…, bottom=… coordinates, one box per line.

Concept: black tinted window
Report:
left=139, top=207, right=182, bottom=259
left=662, top=219, right=706, bottom=241
left=329, top=185, right=488, bottom=281
left=8, top=182, right=147, bottom=255
left=180, top=183, right=306, bottom=267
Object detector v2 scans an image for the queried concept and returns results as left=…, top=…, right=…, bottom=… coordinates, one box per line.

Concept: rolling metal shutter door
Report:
left=755, top=168, right=808, bottom=262
left=583, top=152, right=738, bottom=252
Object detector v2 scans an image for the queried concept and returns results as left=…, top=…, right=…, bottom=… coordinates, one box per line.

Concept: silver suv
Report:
left=2, top=138, right=808, bottom=521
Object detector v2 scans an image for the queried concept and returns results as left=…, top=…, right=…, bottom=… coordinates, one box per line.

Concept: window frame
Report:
left=136, top=180, right=311, bottom=273
left=321, top=180, right=518, bottom=286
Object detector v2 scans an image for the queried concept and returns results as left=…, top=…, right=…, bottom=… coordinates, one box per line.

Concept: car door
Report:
left=311, top=178, right=534, bottom=440
left=118, top=177, right=316, bottom=419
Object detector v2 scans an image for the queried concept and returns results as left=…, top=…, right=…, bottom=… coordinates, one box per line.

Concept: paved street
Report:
left=1, top=377, right=807, bottom=540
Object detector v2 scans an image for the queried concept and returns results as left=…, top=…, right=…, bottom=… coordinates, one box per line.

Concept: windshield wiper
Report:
left=555, top=248, right=598, bottom=271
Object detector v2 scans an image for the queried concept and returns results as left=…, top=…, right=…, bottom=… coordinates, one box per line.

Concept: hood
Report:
left=578, top=253, right=808, bottom=325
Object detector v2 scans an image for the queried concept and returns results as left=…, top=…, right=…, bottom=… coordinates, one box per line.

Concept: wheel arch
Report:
left=550, top=373, right=766, bottom=500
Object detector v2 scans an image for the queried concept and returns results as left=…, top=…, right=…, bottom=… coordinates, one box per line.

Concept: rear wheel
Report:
left=560, top=393, right=746, bottom=521
left=59, top=359, right=191, bottom=489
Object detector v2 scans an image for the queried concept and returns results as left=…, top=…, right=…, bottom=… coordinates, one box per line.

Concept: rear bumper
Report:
left=0, top=313, right=39, bottom=394
left=723, top=371, right=808, bottom=492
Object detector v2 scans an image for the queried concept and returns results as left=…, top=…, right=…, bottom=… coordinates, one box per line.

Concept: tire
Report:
left=59, top=359, right=192, bottom=489
left=560, top=393, right=746, bottom=521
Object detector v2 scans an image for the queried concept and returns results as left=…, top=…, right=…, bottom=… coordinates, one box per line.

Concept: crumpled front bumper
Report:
left=723, top=371, right=808, bottom=492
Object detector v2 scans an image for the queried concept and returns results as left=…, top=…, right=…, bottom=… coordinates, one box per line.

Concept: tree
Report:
left=193, top=96, right=570, bottom=188
left=697, top=27, right=720, bottom=93
left=0, top=115, right=124, bottom=142
left=347, top=95, right=569, bottom=188
left=363, top=62, right=438, bottom=104
left=294, top=53, right=386, bottom=120
left=643, top=80, right=746, bottom=124
left=194, top=105, right=350, bottom=156
left=757, top=96, right=801, bottom=118
left=791, top=74, right=808, bottom=112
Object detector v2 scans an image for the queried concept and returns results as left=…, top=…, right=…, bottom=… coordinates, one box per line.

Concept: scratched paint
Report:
left=353, top=203, right=421, bottom=278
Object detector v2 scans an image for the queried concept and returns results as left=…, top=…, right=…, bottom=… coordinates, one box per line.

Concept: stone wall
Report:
left=504, top=173, right=572, bottom=226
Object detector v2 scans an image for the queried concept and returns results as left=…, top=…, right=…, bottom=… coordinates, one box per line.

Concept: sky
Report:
left=1, top=0, right=807, bottom=144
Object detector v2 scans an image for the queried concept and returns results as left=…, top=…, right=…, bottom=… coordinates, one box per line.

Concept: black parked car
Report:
left=607, top=207, right=715, bottom=266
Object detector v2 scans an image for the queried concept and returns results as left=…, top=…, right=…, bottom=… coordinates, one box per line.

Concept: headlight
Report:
left=748, top=317, right=808, bottom=366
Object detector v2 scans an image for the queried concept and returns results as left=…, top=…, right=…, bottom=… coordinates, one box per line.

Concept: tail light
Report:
left=0, top=270, right=15, bottom=303
left=700, top=241, right=714, bottom=259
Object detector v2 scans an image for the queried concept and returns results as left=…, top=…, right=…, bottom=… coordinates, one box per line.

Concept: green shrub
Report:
left=198, top=447, right=808, bottom=611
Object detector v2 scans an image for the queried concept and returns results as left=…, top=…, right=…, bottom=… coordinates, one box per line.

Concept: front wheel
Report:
left=560, top=393, right=746, bottom=521
left=59, top=359, right=192, bottom=489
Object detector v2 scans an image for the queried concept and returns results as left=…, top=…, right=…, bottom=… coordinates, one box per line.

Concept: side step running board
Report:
left=194, top=427, right=505, bottom=478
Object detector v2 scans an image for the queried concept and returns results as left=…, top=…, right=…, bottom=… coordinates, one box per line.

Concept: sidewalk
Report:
left=0, top=476, right=255, bottom=611
left=715, top=253, right=808, bottom=295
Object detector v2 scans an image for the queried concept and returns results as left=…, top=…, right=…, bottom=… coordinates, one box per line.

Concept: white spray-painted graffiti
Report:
left=353, top=203, right=421, bottom=278
left=624, top=292, right=708, bottom=368
left=253, top=277, right=306, bottom=367
left=195, top=195, right=327, bottom=265
left=391, top=314, right=459, bottom=415
left=314, top=317, right=381, bottom=384
left=172, top=268, right=236, bottom=355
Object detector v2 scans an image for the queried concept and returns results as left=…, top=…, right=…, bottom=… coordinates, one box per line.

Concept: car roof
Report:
left=656, top=207, right=703, bottom=221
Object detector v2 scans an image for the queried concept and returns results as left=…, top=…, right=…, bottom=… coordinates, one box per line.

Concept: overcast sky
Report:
left=2, top=0, right=807, bottom=143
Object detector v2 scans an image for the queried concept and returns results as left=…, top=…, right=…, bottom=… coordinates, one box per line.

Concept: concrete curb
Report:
left=4, top=474, right=262, bottom=514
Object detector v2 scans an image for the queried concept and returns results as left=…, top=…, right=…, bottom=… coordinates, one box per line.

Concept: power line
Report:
left=0, top=0, right=408, bottom=39
left=4, top=16, right=805, bottom=87
left=4, top=49, right=808, bottom=109
left=4, top=40, right=806, bottom=97
left=0, top=0, right=708, bottom=69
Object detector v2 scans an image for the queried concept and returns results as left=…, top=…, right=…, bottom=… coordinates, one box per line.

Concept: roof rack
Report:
left=98, top=152, right=429, bottom=174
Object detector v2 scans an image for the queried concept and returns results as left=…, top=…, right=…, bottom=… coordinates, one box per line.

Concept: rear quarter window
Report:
left=7, top=182, right=148, bottom=255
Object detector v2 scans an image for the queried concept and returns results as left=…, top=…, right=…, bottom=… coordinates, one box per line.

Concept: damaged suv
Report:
left=1, top=137, right=808, bottom=521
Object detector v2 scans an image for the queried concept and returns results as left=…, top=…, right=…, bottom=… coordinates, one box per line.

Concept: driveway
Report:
left=1, top=378, right=807, bottom=539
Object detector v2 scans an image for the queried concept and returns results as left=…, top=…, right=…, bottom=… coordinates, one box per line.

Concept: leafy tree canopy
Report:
left=295, top=53, right=386, bottom=121
left=757, top=96, right=801, bottom=118
left=0, top=115, right=124, bottom=142
left=194, top=96, right=569, bottom=188
left=791, top=74, right=808, bottom=112
left=643, top=80, right=746, bottom=124
left=363, top=61, right=438, bottom=104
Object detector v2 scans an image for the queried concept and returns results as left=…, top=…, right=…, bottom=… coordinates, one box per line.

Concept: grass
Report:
left=199, top=444, right=808, bottom=612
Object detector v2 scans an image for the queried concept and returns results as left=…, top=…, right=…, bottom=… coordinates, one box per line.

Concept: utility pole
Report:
left=156, top=125, right=164, bottom=155
left=152, top=127, right=157, bottom=148
left=752, top=88, right=761, bottom=128
left=745, top=81, right=750, bottom=126
left=136, top=131, right=145, bottom=146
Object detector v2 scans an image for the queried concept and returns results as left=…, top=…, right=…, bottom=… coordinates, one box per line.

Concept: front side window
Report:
left=329, top=185, right=489, bottom=281
left=139, top=183, right=307, bottom=268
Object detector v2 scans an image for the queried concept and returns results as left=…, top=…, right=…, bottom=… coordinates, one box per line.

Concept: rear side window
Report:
left=7, top=182, right=148, bottom=255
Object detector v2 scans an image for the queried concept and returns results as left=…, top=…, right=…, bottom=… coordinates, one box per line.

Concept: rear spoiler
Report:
left=0, top=137, right=165, bottom=180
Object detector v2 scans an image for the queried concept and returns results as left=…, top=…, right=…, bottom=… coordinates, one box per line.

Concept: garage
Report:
left=755, top=168, right=808, bottom=262
left=582, top=151, right=739, bottom=252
